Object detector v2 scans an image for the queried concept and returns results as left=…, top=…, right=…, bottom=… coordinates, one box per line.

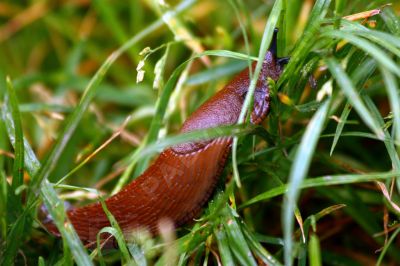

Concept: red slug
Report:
left=43, top=29, right=287, bottom=247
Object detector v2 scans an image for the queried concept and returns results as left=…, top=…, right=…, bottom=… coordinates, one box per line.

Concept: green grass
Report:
left=1, top=0, right=400, bottom=265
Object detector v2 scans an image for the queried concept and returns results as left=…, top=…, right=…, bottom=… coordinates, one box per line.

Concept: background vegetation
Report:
left=1, top=0, right=400, bottom=265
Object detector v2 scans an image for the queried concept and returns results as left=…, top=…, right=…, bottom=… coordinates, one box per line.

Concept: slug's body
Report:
left=43, top=30, right=286, bottom=246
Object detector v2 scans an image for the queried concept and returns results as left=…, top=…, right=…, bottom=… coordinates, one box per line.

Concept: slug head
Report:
left=250, top=28, right=285, bottom=124
left=172, top=28, right=287, bottom=154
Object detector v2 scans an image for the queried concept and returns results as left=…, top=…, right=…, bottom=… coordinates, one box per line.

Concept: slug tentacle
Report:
left=42, top=28, right=287, bottom=247
left=277, top=56, right=290, bottom=66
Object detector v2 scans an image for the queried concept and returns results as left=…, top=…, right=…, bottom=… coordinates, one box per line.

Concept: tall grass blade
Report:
left=283, top=99, right=330, bottom=266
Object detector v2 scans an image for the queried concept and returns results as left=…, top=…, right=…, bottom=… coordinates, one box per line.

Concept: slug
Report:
left=42, top=29, right=287, bottom=247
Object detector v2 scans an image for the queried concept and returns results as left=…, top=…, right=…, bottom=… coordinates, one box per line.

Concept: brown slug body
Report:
left=43, top=29, right=287, bottom=246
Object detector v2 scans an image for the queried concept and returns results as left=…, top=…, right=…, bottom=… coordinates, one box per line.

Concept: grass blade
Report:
left=0, top=171, right=7, bottom=238
left=362, top=95, right=400, bottom=192
left=4, top=78, right=24, bottom=209
left=330, top=102, right=351, bottom=155
left=41, top=181, right=93, bottom=266
left=308, top=234, right=322, bottom=266
left=242, top=225, right=283, bottom=266
left=380, top=7, right=400, bottom=36
left=98, top=197, right=133, bottom=264
left=380, top=67, right=400, bottom=144
left=282, top=99, right=330, bottom=266
left=241, top=171, right=400, bottom=208
left=224, top=208, right=257, bottom=266
left=214, top=226, right=235, bottom=266
left=325, top=57, right=384, bottom=138
left=377, top=227, right=400, bottom=266
left=0, top=77, right=25, bottom=265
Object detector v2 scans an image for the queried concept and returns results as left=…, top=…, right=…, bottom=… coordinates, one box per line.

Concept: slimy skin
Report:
left=43, top=29, right=285, bottom=247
